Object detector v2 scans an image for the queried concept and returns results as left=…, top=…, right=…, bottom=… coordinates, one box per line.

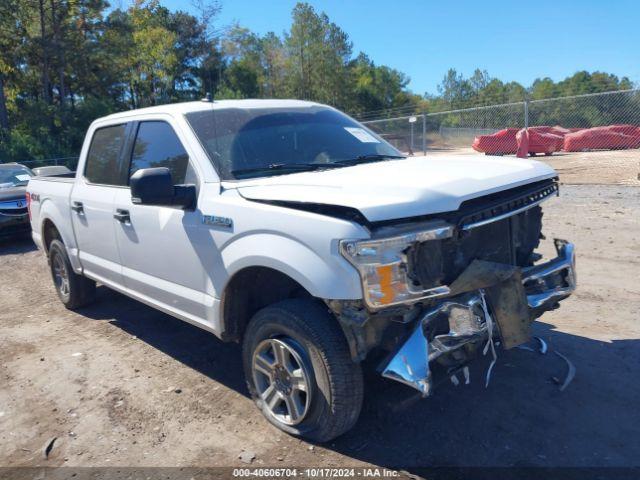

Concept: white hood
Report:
left=230, top=155, right=557, bottom=222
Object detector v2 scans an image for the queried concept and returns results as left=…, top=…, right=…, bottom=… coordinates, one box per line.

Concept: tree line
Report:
left=431, top=69, right=634, bottom=111
left=0, top=0, right=635, bottom=163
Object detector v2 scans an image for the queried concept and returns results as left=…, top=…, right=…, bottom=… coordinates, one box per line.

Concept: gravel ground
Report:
left=1, top=183, right=639, bottom=472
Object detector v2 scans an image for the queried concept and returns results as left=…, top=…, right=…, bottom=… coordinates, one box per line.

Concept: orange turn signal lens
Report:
left=376, top=264, right=395, bottom=305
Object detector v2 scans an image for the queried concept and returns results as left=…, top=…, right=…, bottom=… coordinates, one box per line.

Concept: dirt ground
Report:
left=1, top=158, right=639, bottom=473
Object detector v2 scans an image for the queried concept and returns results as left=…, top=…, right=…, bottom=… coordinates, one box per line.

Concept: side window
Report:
left=84, top=124, right=127, bottom=185
left=129, top=121, right=193, bottom=185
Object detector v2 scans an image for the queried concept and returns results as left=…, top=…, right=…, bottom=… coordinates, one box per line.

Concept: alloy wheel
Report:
left=252, top=337, right=312, bottom=426
left=52, top=253, right=70, bottom=298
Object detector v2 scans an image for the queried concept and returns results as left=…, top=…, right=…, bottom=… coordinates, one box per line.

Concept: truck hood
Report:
left=232, top=155, right=557, bottom=222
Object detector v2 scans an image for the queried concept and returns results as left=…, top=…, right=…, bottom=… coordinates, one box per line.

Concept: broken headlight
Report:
left=340, top=223, right=455, bottom=310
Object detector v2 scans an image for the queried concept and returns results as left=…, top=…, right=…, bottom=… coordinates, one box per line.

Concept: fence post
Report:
left=524, top=99, right=529, bottom=129
left=410, top=121, right=414, bottom=153
left=422, top=114, right=426, bottom=155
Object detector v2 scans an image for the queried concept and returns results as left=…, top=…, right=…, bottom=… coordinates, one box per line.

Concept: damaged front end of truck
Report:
left=329, top=178, right=576, bottom=395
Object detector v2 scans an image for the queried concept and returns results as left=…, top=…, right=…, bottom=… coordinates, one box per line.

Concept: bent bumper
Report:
left=523, top=239, right=576, bottom=313
left=381, top=239, right=576, bottom=396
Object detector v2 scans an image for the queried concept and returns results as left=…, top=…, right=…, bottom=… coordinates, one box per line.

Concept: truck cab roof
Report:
left=101, top=99, right=324, bottom=121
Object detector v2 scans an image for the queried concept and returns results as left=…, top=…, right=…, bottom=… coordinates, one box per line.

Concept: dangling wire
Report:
left=479, top=289, right=498, bottom=388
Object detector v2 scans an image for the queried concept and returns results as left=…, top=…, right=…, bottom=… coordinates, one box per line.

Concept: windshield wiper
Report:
left=334, top=154, right=406, bottom=166
left=231, top=162, right=341, bottom=177
left=231, top=155, right=406, bottom=178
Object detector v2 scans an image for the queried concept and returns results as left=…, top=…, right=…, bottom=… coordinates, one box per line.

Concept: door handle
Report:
left=71, top=201, right=84, bottom=214
left=113, top=209, right=131, bottom=224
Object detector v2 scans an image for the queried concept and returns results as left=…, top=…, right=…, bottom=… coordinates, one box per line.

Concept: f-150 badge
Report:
left=202, top=214, right=233, bottom=229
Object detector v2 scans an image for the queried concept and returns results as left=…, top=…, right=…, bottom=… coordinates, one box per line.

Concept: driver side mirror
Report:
left=130, top=167, right=195, bottom=209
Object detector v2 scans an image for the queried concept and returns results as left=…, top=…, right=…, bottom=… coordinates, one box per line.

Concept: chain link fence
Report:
left=361, top=89, right=640, bottom=163
left=359, top=115, right=428, bottom=155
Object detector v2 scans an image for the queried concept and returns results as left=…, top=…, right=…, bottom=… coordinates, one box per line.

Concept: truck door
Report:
left=70, top=123, right=130, bottom=289
left=113, top=120, right=213, bottom=328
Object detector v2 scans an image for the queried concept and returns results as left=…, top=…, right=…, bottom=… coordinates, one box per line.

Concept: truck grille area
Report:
left=456, top=179, right=557, bottom=231
left=407, top=204, right=544, bottom=289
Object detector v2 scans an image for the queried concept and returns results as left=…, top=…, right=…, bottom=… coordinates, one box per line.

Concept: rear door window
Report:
left=129, top=121, right=193, bottom=184
left=84, top=124, right=128, bottom=185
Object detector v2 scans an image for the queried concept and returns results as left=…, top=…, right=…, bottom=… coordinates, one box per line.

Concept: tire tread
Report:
left=243, top=298, right=363, bottom=442
left=49, top=239, right=96, bottom=310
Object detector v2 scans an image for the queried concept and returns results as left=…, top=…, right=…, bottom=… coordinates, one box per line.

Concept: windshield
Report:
left=185, top=106, right=404, bottom=179
left=0, top=165, right=34, bottom=188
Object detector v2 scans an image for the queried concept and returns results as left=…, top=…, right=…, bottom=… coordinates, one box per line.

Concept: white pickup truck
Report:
left=27, top=99, right=576, bottom=441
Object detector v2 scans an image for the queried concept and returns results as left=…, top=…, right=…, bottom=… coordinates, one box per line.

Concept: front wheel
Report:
left=242, top=299, right=363, bottom=442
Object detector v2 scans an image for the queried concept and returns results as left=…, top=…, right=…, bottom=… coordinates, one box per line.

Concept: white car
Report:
left=27, top=99, right=576, bottom=441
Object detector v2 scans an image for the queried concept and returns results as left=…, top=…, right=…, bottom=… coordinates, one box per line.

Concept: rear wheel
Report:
left=242, top=299, right=363, bottom=442
left=48, top=239, right=96, bottom=309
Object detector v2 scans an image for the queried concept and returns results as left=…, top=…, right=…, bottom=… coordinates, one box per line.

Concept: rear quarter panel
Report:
left=28, top=177, right=79, bottom=269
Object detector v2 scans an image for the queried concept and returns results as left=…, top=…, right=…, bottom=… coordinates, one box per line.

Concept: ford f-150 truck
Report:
left=27, top=99, right=576, bottom=441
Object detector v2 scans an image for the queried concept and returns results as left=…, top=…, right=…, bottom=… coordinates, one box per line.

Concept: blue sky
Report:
left=155, top=0, right=639, bottom=95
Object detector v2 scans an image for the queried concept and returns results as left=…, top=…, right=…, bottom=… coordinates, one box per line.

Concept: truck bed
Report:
left=27, top=176, right=76, bottom=252
left=32, top=174, right=76, bottom=182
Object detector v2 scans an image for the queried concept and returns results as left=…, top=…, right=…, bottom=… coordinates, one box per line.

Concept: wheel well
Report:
left=42, top=219, right=61, bottom=253
left=221, top=267, right=312, bottom=342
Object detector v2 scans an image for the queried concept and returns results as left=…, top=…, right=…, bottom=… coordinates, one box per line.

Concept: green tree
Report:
left=285, top=3, right=352, bottom=109
left=350, top=53, right=421, bottom=115
left=219, top=25, right=263, bottom=98
left=437, top=68, right=473, bottom=107
left=261, top=32, right=287, bottom=97
left=128, top=0, right=178, bottom=106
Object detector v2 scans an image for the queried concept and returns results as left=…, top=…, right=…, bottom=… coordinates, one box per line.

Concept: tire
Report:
left=242, top=298, right=363, bottom=442
left=48, top=239, right=96, bottom=309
